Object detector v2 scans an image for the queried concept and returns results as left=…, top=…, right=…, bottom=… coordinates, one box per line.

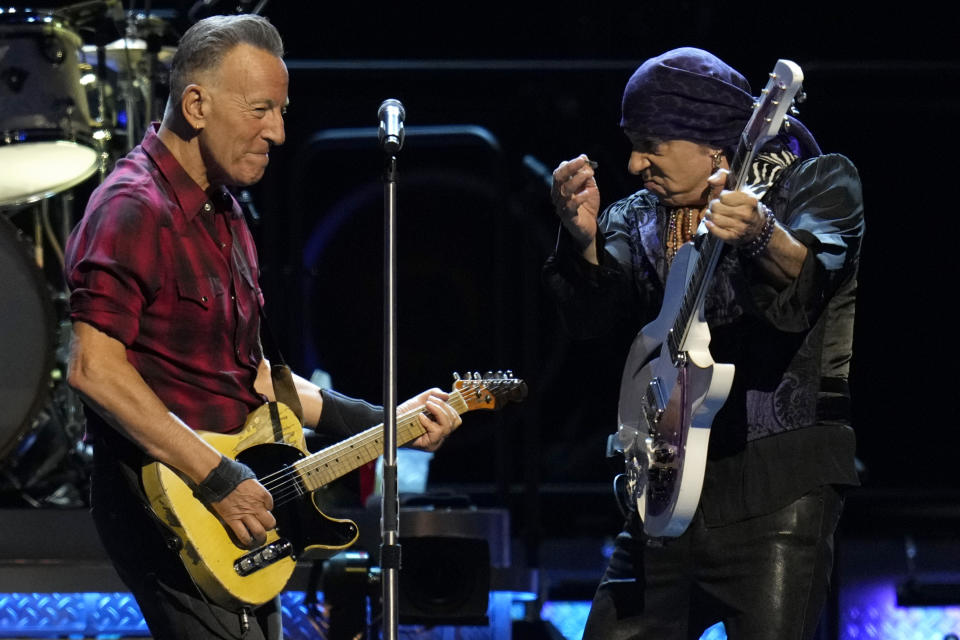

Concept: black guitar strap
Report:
left=258, top=307, right=305, bottom=427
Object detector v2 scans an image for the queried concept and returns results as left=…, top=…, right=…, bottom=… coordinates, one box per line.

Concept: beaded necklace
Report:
left=664, top=206, right=704, bottom=263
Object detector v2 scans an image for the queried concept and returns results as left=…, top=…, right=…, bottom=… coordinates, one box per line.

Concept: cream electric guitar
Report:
left=616, top=60, right=805, bottom=537
left=141, top=372, right=527, bottom=609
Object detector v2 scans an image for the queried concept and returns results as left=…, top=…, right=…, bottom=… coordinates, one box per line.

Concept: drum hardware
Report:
left=1, top=216, right=59, bottom=467
left=3, top=173, right=81, bottom=269
left=0, top=8, right=100, bottom=207
left=0, top=2, right=179, bottom=506
left=0, top=0, right=96, bottom=494
left=81, top=35, right=175, bottom=74
left=0, top=209, right=90, bottom=508
left=37, top=196, right=67, bottom=271
left=81, top=36, right=174, bottom=122
left=0, top=3, right=168, bottom=508
left=0, top=374, right=90, bottom=508
left=75, top=61, right=116, bottom=178
left=77, top=9, right=176, bottom=152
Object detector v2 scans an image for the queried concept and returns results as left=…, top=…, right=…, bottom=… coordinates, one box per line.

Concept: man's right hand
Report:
left=552, top=154, right=601, bottom=264
left=211, top=478, right=277, bottom=549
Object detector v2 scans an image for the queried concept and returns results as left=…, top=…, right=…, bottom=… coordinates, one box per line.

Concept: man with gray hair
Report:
left=65, top=14, right=461, bottom=638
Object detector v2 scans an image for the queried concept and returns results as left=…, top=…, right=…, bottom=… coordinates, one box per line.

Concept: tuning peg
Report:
left=452, top=372, right=461, bottom=381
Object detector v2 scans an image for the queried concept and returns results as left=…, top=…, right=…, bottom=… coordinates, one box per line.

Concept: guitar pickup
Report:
left=234, top=539, right=294, bottom=577
left=645, top=377, right=666, bottom=424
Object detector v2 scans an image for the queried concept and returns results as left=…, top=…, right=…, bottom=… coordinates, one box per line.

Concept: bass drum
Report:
left=0, top=9, right=99, bottom=208
left=0, top=215, right=56, bottom=462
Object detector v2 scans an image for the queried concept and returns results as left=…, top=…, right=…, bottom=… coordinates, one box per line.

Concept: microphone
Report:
left=378, top=99, right=405, bottom=154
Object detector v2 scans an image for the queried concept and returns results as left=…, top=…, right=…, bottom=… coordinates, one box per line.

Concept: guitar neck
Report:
left=667, top=108, right=769, bottom=356
left=293, top=389, right=468, bottom=492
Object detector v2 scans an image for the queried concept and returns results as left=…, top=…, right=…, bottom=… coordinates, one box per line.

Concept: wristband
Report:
left=193, top=455, right=257, bottom=504
left=742, top=203, right=776, bottom=258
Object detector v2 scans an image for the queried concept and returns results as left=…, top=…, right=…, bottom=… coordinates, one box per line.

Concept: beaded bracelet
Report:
left=193, top=455, right=257, bottom=504
left=742, top=203, right=776, bottom=258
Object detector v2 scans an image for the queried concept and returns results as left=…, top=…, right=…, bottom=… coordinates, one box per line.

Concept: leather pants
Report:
left=582, top=485, right=843, bottom=640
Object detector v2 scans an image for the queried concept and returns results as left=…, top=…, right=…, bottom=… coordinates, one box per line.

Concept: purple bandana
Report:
left=620, top=47, right=755, bottom=149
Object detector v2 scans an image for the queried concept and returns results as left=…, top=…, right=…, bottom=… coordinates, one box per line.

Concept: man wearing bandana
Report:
left=544, top=48, right=864, bottom=639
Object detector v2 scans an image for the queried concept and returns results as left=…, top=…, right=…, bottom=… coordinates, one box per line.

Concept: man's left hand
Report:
left=400, top=388, right=462, bottom=451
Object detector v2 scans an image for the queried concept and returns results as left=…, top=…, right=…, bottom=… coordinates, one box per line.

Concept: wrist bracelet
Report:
left=742, top=203, right=776, bottom=258
left=193, top=455, right=257, bottom=504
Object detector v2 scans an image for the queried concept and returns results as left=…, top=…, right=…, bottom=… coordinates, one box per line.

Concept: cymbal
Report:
left=81, top=38, right=176, bottom=73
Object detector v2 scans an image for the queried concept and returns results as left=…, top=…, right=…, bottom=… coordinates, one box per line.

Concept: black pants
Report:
left=582, top=485, right=843, bottom=640
left=90, top=436, right=282, bottom=640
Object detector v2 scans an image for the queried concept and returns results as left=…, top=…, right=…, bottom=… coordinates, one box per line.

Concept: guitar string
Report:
left=261, top=393, right=473, bottom=508
left=259, top=407, right=435, bottom=506
left=257, top=381, right=516, bottom=508
left=261, top=386, right=487, bottom=505
left=265, top=417, right=427, bottom=507
left=253, top=386, right=503, bottom=508
left=260, top=387, right=469, bottom=487
left=669, top=133, right=758, bottom=350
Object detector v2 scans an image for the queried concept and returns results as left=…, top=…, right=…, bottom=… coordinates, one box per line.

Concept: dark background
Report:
left=251, top=4, right=960, bottom=494
left=14, top=1, right=960, bottom=549
left=259, top=2, right=960, bottom=551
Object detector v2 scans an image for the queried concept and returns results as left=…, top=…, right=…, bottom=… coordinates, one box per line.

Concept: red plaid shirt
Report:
left=66, top=125, right=264, bottom=434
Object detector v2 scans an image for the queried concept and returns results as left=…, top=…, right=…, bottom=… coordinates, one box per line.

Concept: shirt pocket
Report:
left=175, top=274, right=224, bottom=310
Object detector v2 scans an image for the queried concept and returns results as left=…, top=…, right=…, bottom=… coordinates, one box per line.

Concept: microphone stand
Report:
left=380, top=142, right=401, bottom=640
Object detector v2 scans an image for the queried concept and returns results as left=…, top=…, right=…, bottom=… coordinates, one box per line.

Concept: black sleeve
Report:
left=317, top=389, right=385, bottom=440
left=744, top=153, right=864, bottom=332
left=542, top=196, right=660, bottom=340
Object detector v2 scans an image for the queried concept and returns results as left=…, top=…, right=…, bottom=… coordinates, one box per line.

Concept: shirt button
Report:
left=203, top=202, right=212, bottom=212
left=201, top=296, right=208, bottom=302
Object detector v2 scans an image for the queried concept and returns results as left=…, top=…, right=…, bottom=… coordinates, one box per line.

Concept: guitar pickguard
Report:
left=236, top=442, right=359, bottom=558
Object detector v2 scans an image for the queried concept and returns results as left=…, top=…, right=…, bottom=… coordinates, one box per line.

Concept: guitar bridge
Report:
left=234, top=539, right=294, bottom=577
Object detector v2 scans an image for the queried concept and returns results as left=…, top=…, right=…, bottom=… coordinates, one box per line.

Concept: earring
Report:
left=711, top=150, right=723, bottom=171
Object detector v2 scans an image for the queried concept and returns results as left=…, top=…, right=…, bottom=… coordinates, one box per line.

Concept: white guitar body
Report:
left=618, top=240, right=735, bottom=537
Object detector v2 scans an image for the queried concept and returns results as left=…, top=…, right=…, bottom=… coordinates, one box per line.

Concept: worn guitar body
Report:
left=141, top=374, right=527, bottom=610
left=141, top=403, right=358, bottom=609
left=618, top=241, right=735, bottom=537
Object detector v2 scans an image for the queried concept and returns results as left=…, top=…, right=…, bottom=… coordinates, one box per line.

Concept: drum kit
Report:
left=0, top=2, right=178, bottom=506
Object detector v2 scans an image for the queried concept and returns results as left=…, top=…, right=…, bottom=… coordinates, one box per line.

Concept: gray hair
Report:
left=167, top=14, right=284, bottom=106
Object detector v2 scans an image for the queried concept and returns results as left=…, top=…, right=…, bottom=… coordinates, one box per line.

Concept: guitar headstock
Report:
left=453, top=370, right=528, bottom=412
left=741, top=59, right=805, bottom=157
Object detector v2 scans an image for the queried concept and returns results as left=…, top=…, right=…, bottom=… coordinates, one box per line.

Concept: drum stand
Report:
left=114, top=16, right=171, bottom=152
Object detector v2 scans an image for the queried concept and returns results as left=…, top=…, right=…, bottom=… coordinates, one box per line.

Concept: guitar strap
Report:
left=259, top=307, right=305, bottom=426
